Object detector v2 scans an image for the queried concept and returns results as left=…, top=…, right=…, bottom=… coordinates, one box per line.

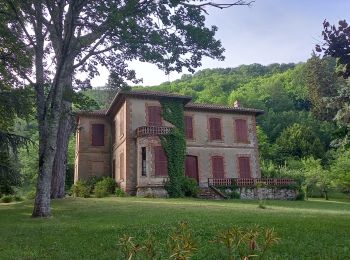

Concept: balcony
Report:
left=136, top=126, right=173, bottom=138
left=208, top=178, right=296, bottom=187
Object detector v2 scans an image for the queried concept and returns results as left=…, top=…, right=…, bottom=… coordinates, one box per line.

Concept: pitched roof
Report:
left=185, top=103, right=264, bottom=115
left=76, top=109, right=107, bottom=116
left=77, top=90, right=264, bottom=117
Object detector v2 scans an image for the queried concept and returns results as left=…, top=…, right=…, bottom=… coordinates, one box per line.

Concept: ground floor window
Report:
left=212, top=156, right=225, bottom=178
left=141, top=147, right=146, bottom=176
left=154, top=146, right=168, bottom=176
left=238, top=156, right=251, bottom=178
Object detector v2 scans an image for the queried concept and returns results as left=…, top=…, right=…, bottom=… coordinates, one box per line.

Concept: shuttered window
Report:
left=212, top=156, right=224, bottom=179
left=184, top=116, right=194, bottom=139
left=209, top=118, right=222, bottom=140
left=91, top=124, right=104, bottom=146
left=238, top=156, right=251, bottom=178
left=120, top=152, right=125, bottom=179
left=148, top=106, right=162, bottom=126
left=235, top=119, right=248, bottom=143
left=154, top=146, right=168, bottom=176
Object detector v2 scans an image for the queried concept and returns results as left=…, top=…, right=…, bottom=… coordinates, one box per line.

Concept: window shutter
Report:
left=212, top=156, right=224, bottom=178
left=184, top=116, right=194, bottom=139
left=148, top=106, right=162, bottom=126
left=92, top=124, right=105, bottom=146
left=235, top=119, right=248, bottom=143
left=209, top=118, right=221, bottom=140
left=154, top=146, right=168, bottom=176
left=238, top=157, right=251, bottom=178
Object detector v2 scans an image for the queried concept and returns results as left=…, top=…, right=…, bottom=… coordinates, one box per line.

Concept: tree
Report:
left=0, top=1, right=252, bottom=217
left=276, top=123, right=324, bottom=161
left=316, top=20, right=350, bottom=79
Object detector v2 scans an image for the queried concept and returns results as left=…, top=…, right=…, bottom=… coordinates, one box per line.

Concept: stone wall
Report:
left=224, top=187, right=298, bottom=200
left=137, top=186, right=168, bottom=198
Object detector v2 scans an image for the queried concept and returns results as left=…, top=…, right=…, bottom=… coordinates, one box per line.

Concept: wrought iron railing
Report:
left=208, top=178, right=296, bottom=187
left=136, top=126, right=173, bottom=138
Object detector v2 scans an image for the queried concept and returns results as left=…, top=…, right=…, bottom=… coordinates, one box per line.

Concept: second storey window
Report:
left=184, top=116, right=194, bottom=139
left=209, top=117, right=222, bottom=140
left=148, top=106, right=162, bottom=126
left=154, top=146, right=168, bottom=176
left=235, top=119, right=248, bottom=143
left=91, top=124, right=105, bottom=146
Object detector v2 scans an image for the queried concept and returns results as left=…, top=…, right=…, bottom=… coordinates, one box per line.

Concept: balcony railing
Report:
left=208, top=178, right=296, bottom=187
left=136, top=126, right=173, bottom=138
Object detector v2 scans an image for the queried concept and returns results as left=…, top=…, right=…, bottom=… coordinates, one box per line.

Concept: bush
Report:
left=94, top=178, right=116, bottom=198
left=86, top=176, right=104, bottom=193
left=72, top=180, right=91, bottom=198
left=1, top=195, right=13, bottom=203
left=13, top=195, right=24, bottom=202
left=94, top=182, right=109, bottom=198
left=115, top=188, right=127, bottom=197
left=182, top=177, right=199, bottom=197
left=26, top=190, right=36, bottom=200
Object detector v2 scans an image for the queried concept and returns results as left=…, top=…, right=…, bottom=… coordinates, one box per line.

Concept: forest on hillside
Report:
left=2, top=56, right=350, bottom=200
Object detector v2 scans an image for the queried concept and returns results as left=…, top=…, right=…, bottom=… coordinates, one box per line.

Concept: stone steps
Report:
left=197, top=187, right=226, bottom=200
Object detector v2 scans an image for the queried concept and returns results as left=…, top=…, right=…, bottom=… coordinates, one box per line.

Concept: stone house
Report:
left=74, top=90, right=264, bottom=196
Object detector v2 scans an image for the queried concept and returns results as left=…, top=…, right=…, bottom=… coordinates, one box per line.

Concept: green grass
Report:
left=1, top=197, right=350, bottom=259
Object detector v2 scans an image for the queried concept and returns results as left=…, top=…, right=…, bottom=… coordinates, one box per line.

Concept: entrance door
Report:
left=185, top=155, right=199, bottom=183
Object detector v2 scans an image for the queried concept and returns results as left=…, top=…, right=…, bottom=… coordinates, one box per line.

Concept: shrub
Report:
left=86, top=176, right=104, bottom=192
left=115, top=188, right=128, bottom=197
left=26, top=190, right=36, bottom=200
left=1, top=195, right=13, bottom=203
left=230, top=190, right=241, bottom=199
left=182, top=177, right=199, bottom=197
left=13, top=195, right=24, bottom=202
left=72, top=180, right=91, bottom=198
left=94, top=182, right=109, bottom=198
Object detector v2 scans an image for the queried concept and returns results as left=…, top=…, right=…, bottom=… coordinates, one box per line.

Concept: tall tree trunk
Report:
left=50, top=101, right=73, bottom=199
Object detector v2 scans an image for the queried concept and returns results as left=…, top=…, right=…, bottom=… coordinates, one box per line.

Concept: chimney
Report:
left=233, top=100, right=241, bottom=108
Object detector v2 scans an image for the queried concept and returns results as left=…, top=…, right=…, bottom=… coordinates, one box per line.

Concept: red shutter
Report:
left=154, top=146, right=168, bottom=176
left=209, top=118, right=222, bottom=140
left=238, top=157, right=251, bottom=178
left=184, top=116, right=194, bottom=139
left=92, top=124, right=105, bottom=146
left=212, top=156, right=224, bottom=178
left=235, top=119, right=248, bottom=143
left=148, top=106, right=162, bottom=126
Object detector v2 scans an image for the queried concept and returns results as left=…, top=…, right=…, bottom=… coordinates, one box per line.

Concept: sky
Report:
left=90, top=0, right=350, bottom=87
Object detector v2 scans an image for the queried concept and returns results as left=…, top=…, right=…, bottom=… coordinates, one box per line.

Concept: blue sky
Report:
left=90, top=1, right=350, bottom=87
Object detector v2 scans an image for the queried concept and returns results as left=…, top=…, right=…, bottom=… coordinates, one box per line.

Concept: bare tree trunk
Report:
left=50, top=101, right=73, bottom=199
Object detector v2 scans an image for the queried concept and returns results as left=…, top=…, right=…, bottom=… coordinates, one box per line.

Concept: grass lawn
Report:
left=1, top=197, right=350, bottom=259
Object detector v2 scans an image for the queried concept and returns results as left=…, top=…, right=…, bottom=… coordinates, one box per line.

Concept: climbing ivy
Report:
left=160, top=99, right=186, bottom=198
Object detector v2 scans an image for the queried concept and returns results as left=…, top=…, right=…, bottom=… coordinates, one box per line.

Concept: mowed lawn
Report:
left=1, top=197, right=350, bottom=259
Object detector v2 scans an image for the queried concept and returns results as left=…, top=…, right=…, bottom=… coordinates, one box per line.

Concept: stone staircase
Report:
left=197, top=186, right=227, bottom=200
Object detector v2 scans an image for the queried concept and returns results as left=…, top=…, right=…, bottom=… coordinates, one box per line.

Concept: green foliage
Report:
left=26, top=190, right=36, bottom=200
left=115, top=188, right=128, bottom=197
left=1, top=195, right=13, bottom=203
left=72, top=180, right=91, bottom=198
left=276, top=123, right=324, bottom=160
left=181, top=177, right=199, bottom=198
left=330, top=149, right=350, bottom=193
left=94, top=178, right=116, bottom=198
left=86, top=176, right=104, bottom=193
left=212, top=225, right=280, bottom=260
left=160, top=99, right=186, bottom=198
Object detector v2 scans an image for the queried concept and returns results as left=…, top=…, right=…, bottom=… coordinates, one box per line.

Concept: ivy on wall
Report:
left=160, top=99, right=186, bottom=197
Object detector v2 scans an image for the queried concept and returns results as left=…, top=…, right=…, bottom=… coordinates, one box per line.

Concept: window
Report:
left=141, top=147, right=146, bottom=176
left=148, top=106, right=162, bottom=126
left=111, top=121, right=116, bottom=145
left=184, top=116, right=194, bottom=139
left=120, top=152, right=125, bottom=179
left=112, top=159, right=116, bottom=179
left=212, top=156, right=224, bottom=179
left=209, top=118, right=222, bottom=140
left=238, top=156, right=251, bottom=178
left=91, top=124, right=104, bottom=146
left=154, top=146, right=168, bottom=176
left=119, top=107, right=124, bottom=137
left=235, top=119, right=248, bottom=143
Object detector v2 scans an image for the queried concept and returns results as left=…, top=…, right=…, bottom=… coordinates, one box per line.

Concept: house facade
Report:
left=74, top=91, right=264, bottom=196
